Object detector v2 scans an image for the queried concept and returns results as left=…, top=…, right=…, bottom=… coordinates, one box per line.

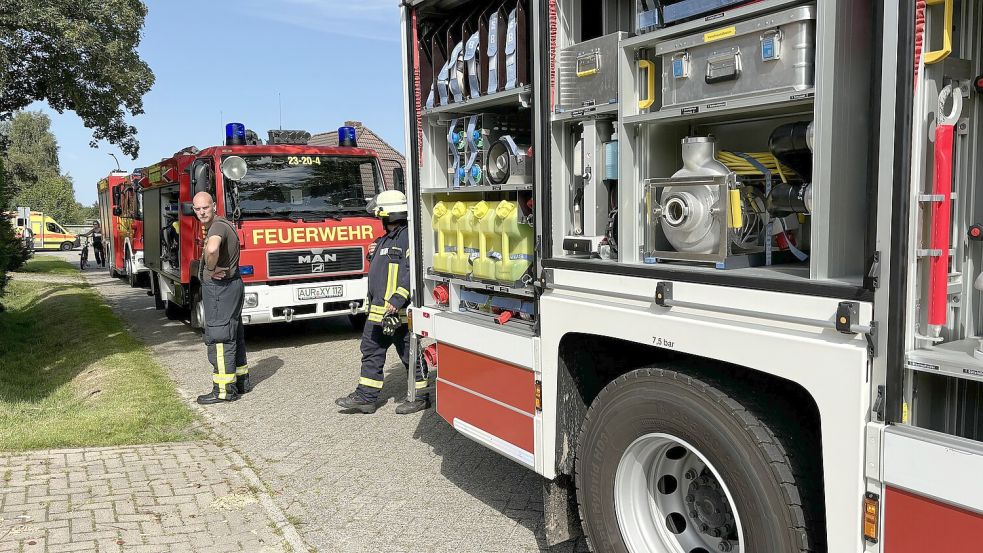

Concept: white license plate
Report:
left=297, top=285, right=343, bottom=301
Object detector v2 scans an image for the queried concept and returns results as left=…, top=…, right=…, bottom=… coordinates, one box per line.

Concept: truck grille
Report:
left=267, top=247, right=364, bottom=278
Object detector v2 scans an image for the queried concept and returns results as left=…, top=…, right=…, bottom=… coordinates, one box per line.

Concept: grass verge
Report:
left=0, top=257, right=196, bottom=451
left=16, top=256, right=80, bottom=275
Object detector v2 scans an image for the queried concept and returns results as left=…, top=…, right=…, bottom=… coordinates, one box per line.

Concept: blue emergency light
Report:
left=240, top=265, right=254, bottom=276
left=338, top=126, right=357, bottom=147
left=226, top=123, right=246, bottom=146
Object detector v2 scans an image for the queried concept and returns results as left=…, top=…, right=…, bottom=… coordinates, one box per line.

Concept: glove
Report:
left=381, top=312, right=401, bottom=336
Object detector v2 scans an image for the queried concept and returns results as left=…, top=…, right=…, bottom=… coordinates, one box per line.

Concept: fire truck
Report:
left=141, top=124, right=385, bottom=329
left=97, top=170, right=151, bottom=287
left=400, top=0, right=983, bottom=551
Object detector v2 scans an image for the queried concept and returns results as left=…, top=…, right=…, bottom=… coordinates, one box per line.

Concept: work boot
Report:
left=236, top=374, right=252, bottom=395
left=335, top=392, right=378, bottom=414
left=395, top=396, right=430, bottom=415
left=196, top=385, right=239, bottom=405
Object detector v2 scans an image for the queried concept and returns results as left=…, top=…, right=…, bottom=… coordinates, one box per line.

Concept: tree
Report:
left=0, top=1, right=154, bottom=158
left=0, top=157, right=30, bottom=308
left=0, top=111, right=80, bottom=223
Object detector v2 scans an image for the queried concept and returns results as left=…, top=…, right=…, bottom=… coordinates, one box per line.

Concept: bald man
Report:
left=192, top=191, right=250, bottom=404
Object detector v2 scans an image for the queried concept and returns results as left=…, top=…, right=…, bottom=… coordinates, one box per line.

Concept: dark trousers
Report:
left=93, top=243, right=105, bottom=266
left=202, top=277, right=247, bottom=398
left=355, top=322, right=427, bottom=401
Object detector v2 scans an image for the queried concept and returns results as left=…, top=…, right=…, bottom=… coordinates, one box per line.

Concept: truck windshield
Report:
left=228, top=155, right=381, bottom=219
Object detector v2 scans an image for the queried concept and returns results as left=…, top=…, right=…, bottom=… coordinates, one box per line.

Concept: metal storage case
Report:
left=557, top=32, right=628, bottom=113
left=655, top=4, right=816, bottom=110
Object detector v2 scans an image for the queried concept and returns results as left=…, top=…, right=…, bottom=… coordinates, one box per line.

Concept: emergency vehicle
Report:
left=141, top=124, right=385, bottom=329
left=97, top=170, right=151, bottom=287
left=400, top=0, right=983, bottom=551
left=9, top=211, right=78, bottom=251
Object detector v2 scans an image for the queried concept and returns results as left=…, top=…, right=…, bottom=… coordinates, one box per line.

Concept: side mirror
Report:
left=364, top=196, right=378, bottom=216
left=112, top=185, right=122, bottom=205
left=181, top=202, right=195, bottom=216
left=392, top=166, right=405, bottom=193
left=192, top=162, right=211, bottom=195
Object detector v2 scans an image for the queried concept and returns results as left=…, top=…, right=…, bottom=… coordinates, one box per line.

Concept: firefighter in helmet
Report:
left=336, top=190, right=429, bottom=414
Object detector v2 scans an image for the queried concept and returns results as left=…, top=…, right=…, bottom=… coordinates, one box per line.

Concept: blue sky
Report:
left=33, top=0, right=406, bottom=206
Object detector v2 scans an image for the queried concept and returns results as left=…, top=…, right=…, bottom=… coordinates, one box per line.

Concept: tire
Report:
left=348, top=313, right=367, bottom=332
left=152, top=277, right=166, bottom=310
left=576, top=367, right=818, bottom=553
left=164, top=300, right=183, bottom=321
left=190, top=286, right=204, bottom=330
left=60, top=241, right=73, bottom=251
left=126, top=257, right=139, bottom=288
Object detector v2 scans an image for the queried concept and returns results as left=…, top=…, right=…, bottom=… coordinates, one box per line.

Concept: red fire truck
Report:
left=97, top=170, right=151, bottom=287
left=400, top=0, right=983, bottom=552
left=141, top=125, right=386, bottom=329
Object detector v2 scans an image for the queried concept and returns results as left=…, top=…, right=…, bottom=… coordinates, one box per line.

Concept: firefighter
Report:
left=80, top=222, right=105, bottom=267
left=192, top=191, right=250, bottom=404
left=335, top=190, right=429, bottom=415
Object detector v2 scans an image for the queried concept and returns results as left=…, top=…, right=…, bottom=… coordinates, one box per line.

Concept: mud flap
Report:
left=542, top=475, right=583, bottom=546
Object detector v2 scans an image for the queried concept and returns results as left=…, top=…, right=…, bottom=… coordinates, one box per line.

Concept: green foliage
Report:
left=0, top=156, right=30, bottom=302
left=0, top=111, right=79, bottom=222
left=0, top=260, right=196, bottom=450
left=0, top=0, right=154, bottom=158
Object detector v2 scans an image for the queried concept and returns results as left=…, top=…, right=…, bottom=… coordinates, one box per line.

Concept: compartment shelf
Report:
left=423, top=85, right=534, bottom=117
left=907, top=340, right=983, bottom=385
left=624, top=89, right=815, bottom=126
left=439, top=310, right=537, bottom=337
left=552, top=103, right=619, bottom=122
left=621, top=0, right=807, bottom=49
left=420, top=183, right=534, bottom=194
left=425, top=271, right=536, bottom=298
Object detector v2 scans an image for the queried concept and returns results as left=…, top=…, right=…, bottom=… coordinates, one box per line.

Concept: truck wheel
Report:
left=164, top=300, right=183, bottom=321
left=152, top=277, right=166, bottom=310
left=126, top=257, right=139, bottom=288
left=190, top=287, right=204, bottom=330
left=576, top=367, right=817, bottom=553
left=348, top=313, right=367, bottom=332
left=60, top=241, right=73, bottom=251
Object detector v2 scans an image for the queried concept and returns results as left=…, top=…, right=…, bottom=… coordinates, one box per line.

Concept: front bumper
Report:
left=241, top=278, right=368, bottom=325
left=131, top=250, right=149, bottom=274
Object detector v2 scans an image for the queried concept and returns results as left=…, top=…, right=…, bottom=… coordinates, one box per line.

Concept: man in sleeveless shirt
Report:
left=192, top=191, right=250, bottom=404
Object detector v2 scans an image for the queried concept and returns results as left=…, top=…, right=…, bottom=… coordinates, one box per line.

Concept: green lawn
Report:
left=0, top=257, right=196, bottom=451
left=16, top=256, right=80, bottom=275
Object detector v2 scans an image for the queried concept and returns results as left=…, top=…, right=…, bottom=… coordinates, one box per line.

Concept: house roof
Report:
left=310, top=121, right=405, bottom=188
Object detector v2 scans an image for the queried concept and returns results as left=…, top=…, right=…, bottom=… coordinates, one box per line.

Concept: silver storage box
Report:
left=656, top=5, right=815, bottom=110
left=557, top=32, right=627, bottom=113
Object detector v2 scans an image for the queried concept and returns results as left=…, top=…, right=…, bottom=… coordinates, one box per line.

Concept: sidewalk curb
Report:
left=178, top=388, right=312, bottom=553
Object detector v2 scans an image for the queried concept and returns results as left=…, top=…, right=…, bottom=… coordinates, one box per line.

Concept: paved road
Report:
left=54, top=252, right=588, bottom=553
left=0, top=443, right=290, bottom=553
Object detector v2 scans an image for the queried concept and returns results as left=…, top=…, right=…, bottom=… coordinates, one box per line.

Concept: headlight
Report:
left=244, top=293, right=259, bottom=309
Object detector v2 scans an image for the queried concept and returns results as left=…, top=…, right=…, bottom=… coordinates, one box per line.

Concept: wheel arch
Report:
left=552, top=333, right=823, bottom=485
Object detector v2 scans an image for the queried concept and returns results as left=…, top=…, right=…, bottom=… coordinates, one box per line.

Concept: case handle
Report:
left=923, top=0, right=952, bottom=65
left=638, top=60, right=656, bottom=110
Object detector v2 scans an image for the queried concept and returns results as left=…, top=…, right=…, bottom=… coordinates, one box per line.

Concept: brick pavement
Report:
left=0, top=442, right=289, bottom=553
left=63, top=252, right=591, bottom=552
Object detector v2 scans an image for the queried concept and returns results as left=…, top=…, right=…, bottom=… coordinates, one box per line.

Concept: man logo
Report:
left=312, top=263, right=325, bottom=273
left=298, top=253, right=337, bottom=264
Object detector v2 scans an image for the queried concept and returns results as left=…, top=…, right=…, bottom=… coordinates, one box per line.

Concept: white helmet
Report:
left=370, top=190, right=408, bottom=222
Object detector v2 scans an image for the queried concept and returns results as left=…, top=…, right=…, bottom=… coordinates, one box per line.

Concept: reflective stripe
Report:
left=368, top=313, right=384, bottom=323
left=236, top=365, right=248, bottom=376
left=217, top=343, right=228, bottom=399
left=385, top=263, right=398, bottom=300
left=369, top=305, right=388, bottom=314
left=359, top=377, right=384, bottom=388
left=415, top=380, right=428, bottom=389
left=394, top=287, right=410, bottom=299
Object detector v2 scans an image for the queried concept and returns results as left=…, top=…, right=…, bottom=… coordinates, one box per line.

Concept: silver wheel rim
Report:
left=195, top=298, right=204, bottom=327
left=615, top=433, right=744, bottom=553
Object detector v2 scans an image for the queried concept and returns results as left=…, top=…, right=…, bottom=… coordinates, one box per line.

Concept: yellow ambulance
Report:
left=10, top=211, right=79, bottom=250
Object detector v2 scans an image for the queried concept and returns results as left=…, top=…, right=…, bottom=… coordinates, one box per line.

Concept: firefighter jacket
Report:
left=366, top=223, right=410, bottom=324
